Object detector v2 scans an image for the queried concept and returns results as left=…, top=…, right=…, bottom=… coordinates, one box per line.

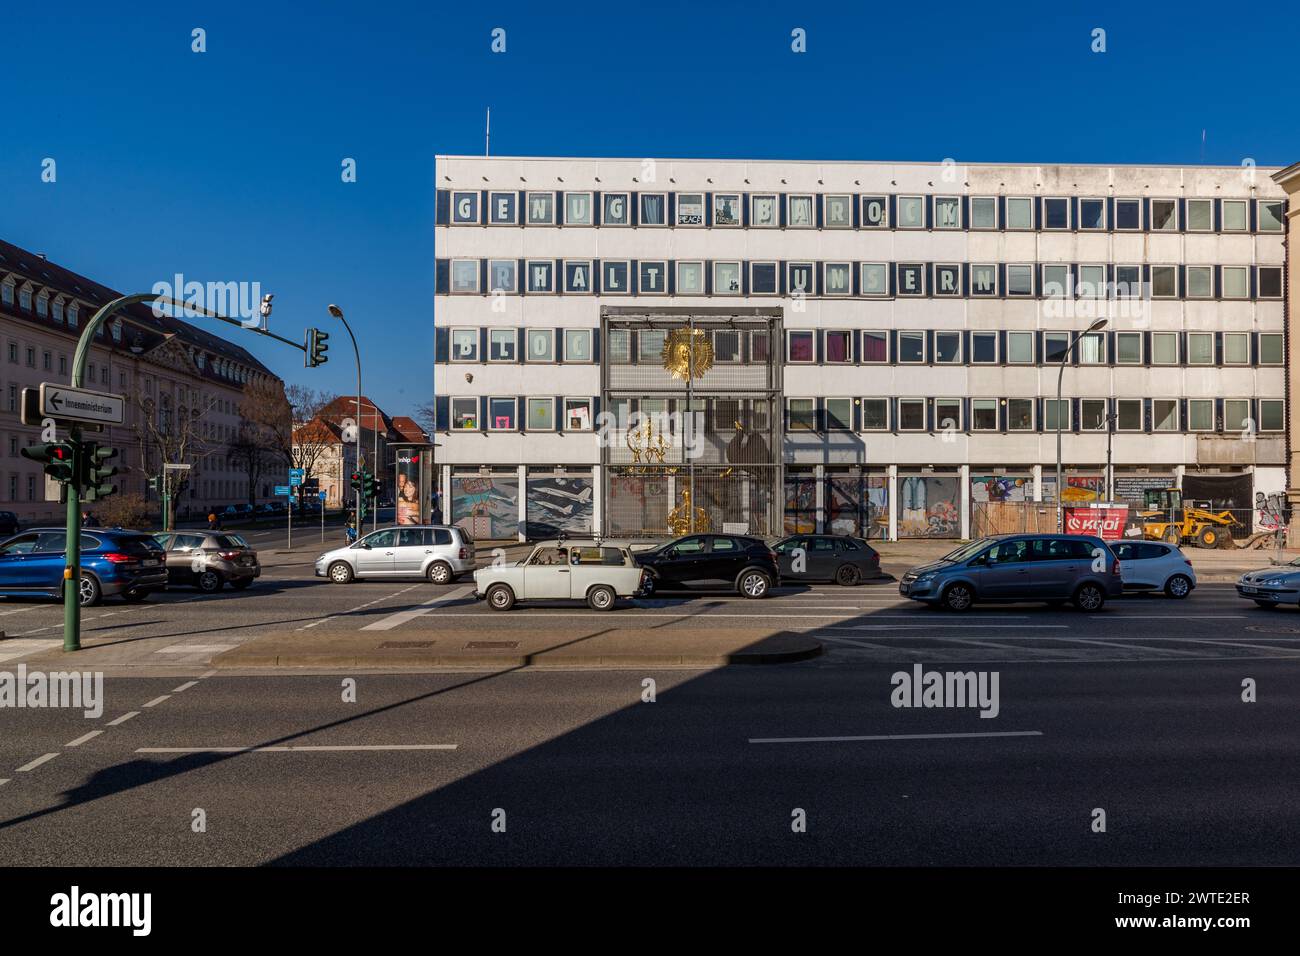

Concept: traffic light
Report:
left=306, top=328, right=329, bottom=368
left=147, top=476, right=160, bottom=494
left=81, top=442, right=119, bottom=501
left=364, top=473, right=381, bottom=500
left=21, top=442, right=76, bottom=483
left=350, top=471, right=363, bottom=494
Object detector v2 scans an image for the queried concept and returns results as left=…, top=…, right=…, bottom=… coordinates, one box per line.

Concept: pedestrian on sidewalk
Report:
left=208, top=510, right=221, bottom=531
left=345, top=513, right=357, bottom=545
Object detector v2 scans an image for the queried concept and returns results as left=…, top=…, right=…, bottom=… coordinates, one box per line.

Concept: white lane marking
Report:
left=108, top=711, right=139, bottom=726
left=362, top=586, right=475, bottom=631
left=423, top=612, right=1038, bottom=621
left=295, top=584, right=426, bottom=631
left=136, top=744, right=458, bottom=753
left=1098, top=615, right=1246, bottom=620
left=66, top=730, right=103, bottom=748
left=1182, top=639, right=1300, bottom=653
left=1067, top=638, right=1205, bottom=655
left=171, top=681, right=198, bottom=693
left=142, top=695, right=171, bottom=708
left=17, top=753, right=59, bottom=771
left=750, top=731, right=1043, bottom=744
left=0, top=778, right=8, bottom=786
left=817, top=624, right=1067, bottom=630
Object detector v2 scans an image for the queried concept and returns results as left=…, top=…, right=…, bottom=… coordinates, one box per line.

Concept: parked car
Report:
left=473, top=539, right=647, bottom=611
left=773, top=534, right=881, bottom=585
left=1109, top=540, right=1196, bottom=598
left=316, top=525, right=475, bottom=583
left=0, top=512, right=19, bottom=537
left=1236, top=557, right=1300, bottom=609
left=152, top=531, right=261, bottom=592
left=633, top=533, right=780, bottom=599
left=899, top=533, right=1122, bottom=612
left=0, top=527, right=167, bottom=606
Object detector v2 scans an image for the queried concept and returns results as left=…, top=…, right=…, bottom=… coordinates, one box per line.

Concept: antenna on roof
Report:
left=485, top=107, right=490, bottom=157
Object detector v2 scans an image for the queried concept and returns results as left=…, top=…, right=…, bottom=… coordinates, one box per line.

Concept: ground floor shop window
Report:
left=451, top=474, right=519, bottom=540
left=898, top=475, right=961, bottom=537
left=825, top=473, right=889, bottom=539
left=525, top=473, right=593, bottom=538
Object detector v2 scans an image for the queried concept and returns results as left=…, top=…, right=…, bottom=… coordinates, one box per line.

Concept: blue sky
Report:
left=4, top=1, right=1295, bottom=416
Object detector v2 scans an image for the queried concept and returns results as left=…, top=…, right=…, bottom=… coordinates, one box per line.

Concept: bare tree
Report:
left=412, top=399, right=436, bottom=436
left=227, top=420, right=276, bottom=504
left=243, top=378, right=337, bottom=480
left=131, top=389, right=219, bottom=529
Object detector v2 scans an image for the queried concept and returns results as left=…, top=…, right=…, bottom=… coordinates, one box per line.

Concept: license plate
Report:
left=899, top=583, right=910, bottom=594
left=1240, top=586, right=1257, bottom=594
left=142, top=559, right=159, bottom=567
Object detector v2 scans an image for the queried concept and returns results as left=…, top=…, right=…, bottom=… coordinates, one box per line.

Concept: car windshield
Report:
left=941, top=538, right=994, bottom=562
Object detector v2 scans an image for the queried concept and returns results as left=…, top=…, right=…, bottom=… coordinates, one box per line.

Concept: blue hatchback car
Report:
left=0, top=527, right=168, bottom=606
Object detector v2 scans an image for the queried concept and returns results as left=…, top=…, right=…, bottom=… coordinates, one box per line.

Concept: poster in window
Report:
left=395, top=452, right=421, bottom=525
left=677, top=194, right=704, bottom=225
left=713, top=194, right=741, bottom=226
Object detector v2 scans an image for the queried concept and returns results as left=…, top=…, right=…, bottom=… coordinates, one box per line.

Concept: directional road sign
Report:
left=39, top=383, right=125, bottom=426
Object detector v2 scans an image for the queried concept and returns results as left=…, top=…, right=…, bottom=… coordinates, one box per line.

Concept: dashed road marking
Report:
left=362, top=586, right=475, bottom=631
left=750, top=731, right=1044, bottom=744
left=142, top=695, right=171, bottom=708
left=108, top=711, right=139, bottom=726
left=171, top=681, right=198, bottom=693
left=16, top=753, right=59, bottom=772
left=136, top=744, right=458, bottom=753
left=66, top=730, right=103, bottom=748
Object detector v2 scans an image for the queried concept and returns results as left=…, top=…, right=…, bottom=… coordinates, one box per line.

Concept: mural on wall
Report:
left=898, top=476, right=961, bottom=538
left=525, top=476, right=594, bottom=538
left=1041, top=475, right=1105, bottom=503
left=1256, top=491, right=1290, bottom=533
left=783, top=476, right=817, bottom=534
left=970, top=476, right=1031, bottom=503
left=826, top=475, right=889, bottom=538
left=451, top=476, right=519, bottom=540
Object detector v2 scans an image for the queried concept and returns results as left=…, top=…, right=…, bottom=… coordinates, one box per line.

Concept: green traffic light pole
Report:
left=61, top=293, right=313, bottom=651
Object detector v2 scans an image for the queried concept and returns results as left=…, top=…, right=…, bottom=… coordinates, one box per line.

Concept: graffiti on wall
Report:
left=451, top=476, right=519, bottom=540
left=899, top=476, right=960, bottom=538
left=1256, top=491, right=1290, bottom=532
left=525, top=476, right=594, bottom=537
left=970, top=476, right=1031, bottom=503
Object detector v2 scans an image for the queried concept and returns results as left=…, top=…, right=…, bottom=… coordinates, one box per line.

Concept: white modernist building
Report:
left=432, top=155, right=1288, bottom=542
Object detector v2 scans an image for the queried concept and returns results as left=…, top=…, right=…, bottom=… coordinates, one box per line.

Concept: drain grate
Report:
left=466, top=641, right=519, bottom=649
left=379, top=641, right=435, bottom=649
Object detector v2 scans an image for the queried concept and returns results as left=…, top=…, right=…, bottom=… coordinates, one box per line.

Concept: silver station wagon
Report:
left=316, top=525, right=476, bottom=584
left=473, top=539, right=648, bottom=611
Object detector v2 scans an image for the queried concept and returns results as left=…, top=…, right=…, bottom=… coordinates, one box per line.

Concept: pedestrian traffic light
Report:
left=350, top=470, right=363, bottom=493
left=81, top=442, right=119, bottom=501
left=306, top=328, right=330, bottom=368
left=21, top=442, right=76, bottom=483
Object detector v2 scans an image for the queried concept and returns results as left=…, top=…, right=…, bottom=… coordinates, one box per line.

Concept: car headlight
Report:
left=1264, top=578, right=1285, bottom=587
left=914, top=573, right=935, bottom=585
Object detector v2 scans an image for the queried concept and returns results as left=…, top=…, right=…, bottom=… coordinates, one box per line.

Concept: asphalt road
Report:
left=2, top=534, right=1299, bottom=865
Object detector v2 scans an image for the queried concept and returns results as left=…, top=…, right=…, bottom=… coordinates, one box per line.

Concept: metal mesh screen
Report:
left=606, top=465, right=781, bottom=538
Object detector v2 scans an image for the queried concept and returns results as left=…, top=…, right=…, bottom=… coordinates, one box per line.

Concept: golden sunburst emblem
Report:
left=661, top=329, right=714, bottom=381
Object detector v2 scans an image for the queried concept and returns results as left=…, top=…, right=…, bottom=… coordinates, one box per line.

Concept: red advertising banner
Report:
left=1065, top=505, right=1129, bottom=540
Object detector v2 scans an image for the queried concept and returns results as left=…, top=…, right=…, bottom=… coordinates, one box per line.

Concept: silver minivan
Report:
left=315, top=525, right=476, bottom=584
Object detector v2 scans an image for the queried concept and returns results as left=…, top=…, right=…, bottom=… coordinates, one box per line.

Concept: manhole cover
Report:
left=379, top=641, right=435, bottom=649
left=1245, top=626, right=1300, bottom=635
left=466, top=641, right=519, bottom=649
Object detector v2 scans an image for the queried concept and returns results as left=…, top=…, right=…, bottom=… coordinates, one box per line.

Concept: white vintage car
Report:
left=472, top=539, right=648, bottom=611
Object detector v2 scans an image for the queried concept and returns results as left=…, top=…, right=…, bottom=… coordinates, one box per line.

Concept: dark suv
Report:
left=899, top=533, right=1123, bottom=612
left=633, top=533, right=780, bottom=598
left=0, top=527, right=168, bottom=606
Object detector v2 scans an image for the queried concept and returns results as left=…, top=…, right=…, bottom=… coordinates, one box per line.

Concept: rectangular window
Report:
left=1223, top=332, right=1249, bottom=366
left=786, top=330, right=815, bottom=363
left=713, top=261, right=742, bottom=295
left=704, top=330, right=738, bottom=364
left=712, top=193, right=741, bottom=227
left=1260, top=400, right=1284, bottom=431
left=1006, top=331, right=1034, bottom=364
left=639, top=193, right=667, bottom=226
left=1151, top=266, right=1177, bottom=298
left=488, top=328, right=517, bottom=362
left=1115, top=265, right=1141, bottom=298
left=602, top=260, right=631, bottom=294
left=564, top=261, right=593, bottom=293
left=750, top=194, right=779, bottom=228
left=935, top=398, right=961, bottom=431
left=1150, top=199, right=1177, bottom=231
left=897, top=399, right=926, bottom=431
left=972, top=399, right=998, bottom=431
left=1151, top=332, right=1178, bottom=365
left=824, top=398, right=852, bottom=430
left=824, top=330, right=852, bottom=363
left=970, top=265, right=997, bottom=296
left=861, top=331, right=888, bottom=363
left=562, top=191, right=593, bottom=225
left=42, top=351, right=50, bottom=370
left=608, top=329, right=631, bottom=364
left=1114, top=199, right=1141, bottom=230
left=525, top=192, right=555, bottom=225
left=788, top=263, right=815, bottom=295
left=1187, top=199, right=1213, bottom=231
left=1259, top=266, right=1283, bottom=299
left=1258, top=200, right=1284, bottom=232
left=824, top=194, right=853, bottom=228
left=823, top=262, right=852, bottom=296
left=1188, top=399, right=1214, bottom=432
left=861, top=398, right=889, bottom=431
left=451, top=397, right=479, bottom=431
left=1079, top=198, right=1105, bottom=230
left=970, top=196, right=997, bottom=229
left=897, top=263, right=925, bottom=295
left=1042, top=265, right=1069, bottom=298
left=676, top=261, right=704, bottom=295
left=638, top=329, right=666, bottom=363
left=602, top=192, right=630, bottom=226
left=1117, top=399, right=1143, bottom=431
left=971, top=332, right=997, bottom=363
left=786, top=195, right=815, bottom=228
left=1222, top=267, right=1248, bottom=299
left=525, top=328, right=555, bottom=362
left=1224, top=399, right=1251, bottom=432
left=787, top=398, right=816, bottom=431
left=1079, top=332, right=1105, bottom=364
left=1081, top=399, right=1108, bottom=431
left=563, top=398, right=593, bottom=431
left=1044, top=399, right=1070, bottom=431
left=1259, top=333, right=1284, bottom=365
left=1006, top=197, right=1034, bottom=229
left=1043, top=197, right=1069, bottom=229
left=1077, top=264, right=1105, bottom=298
left=488, top=398, right=517, bottom=430
left=676, top=193, right=704, bottom=226
left=1006, top=265, right=1034, bottom=296
left=860, top=196, right=888, bottom=228
left=1116, top=332, right=1142, bottom=364
left=933, top=331, right=961, bottom=364
left=487, top=191, right=517, bottom=225
left=1043, top=332, right=1070, bottom=364
left=526, top=397, right=555, bottom=430
left=450, top=328, right=479, bottom=362
left=751, top=330, right=770, bottom=363
left=488, top=260, right=517, bottom=293
left=1222, top=200, right=1248, bottom=232
left=1152, top=399, right=1178, bottom=432
left=1007, top=399, right=1034, bottom=430
left=638, top=260, right=668, bottom=294
left=897, top=332, right=925, bottom=363
left=750, top=262, right=778, bottom=295
left=1187, top=266, right=1213, bottom=299
left=896, top=195, right=925, bottom=229
left=860, top=263, right=889, bottom=296
left=934, top=196, right=960, bottom=229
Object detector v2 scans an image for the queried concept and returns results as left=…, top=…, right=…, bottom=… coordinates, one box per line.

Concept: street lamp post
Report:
left=1056, top=318, right=1109, bottom=532
left=327, top=304, right=363, bottom=529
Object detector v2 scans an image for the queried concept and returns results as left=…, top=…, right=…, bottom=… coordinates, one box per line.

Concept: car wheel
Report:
left=486, top=583, right=515, bottom=611
left=737, top=570, right=770, bottom=599
left=1164, top=574, right=1192, bottom=599
left=121, top=588, right=148, bottom=603
left=587, top=585, right=616, bottom=611
left=640, top=575, right=656, bottom=597
left=1073, top=582, right=1105, bottom=612
left=427, top=561, right=453, bottom=585
left=1254, top=600, right=1278, bottom=610
left=1163, top=528, right=1181, bottom=546
left=835, top=564, right=861, bottom=586
left=78, top=573, right=102, bottom=607
left=197, top=570, right=223, bottom=593
left=328, top=561, right=354, bottom=584
left=941, top=582, right=973, bottom=612
left=231, top=579, right=252, bottom=591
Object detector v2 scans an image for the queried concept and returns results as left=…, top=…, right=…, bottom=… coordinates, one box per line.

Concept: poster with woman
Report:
left=395, top=457, right=421, bottom=525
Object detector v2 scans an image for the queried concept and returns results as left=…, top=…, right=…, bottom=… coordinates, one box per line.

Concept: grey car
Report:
left=899, top=533, right=1124, bottom=612
left=1236, top=558, right=1300, bottom=608
left=153, top=531, right=261, bottom=592
left=315, top=525, right=476, bottom=584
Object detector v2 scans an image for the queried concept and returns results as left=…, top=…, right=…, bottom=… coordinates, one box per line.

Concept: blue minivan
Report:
left=899, top=533, right=1124, bottom=612
left=0, top=527, right=168, bottom=606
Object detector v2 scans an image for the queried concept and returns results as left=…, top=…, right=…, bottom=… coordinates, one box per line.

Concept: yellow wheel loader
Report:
left=1139, top=489, right=1239, bottom=548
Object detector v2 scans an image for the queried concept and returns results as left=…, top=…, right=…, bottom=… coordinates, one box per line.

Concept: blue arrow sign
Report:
left=275, top=485, right=291, bottom=496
